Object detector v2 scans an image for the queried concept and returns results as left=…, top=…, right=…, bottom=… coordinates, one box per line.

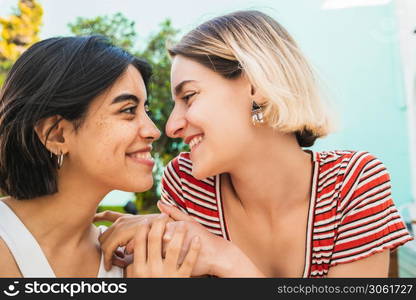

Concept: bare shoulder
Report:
left=0, top=238, right=22, bottom=277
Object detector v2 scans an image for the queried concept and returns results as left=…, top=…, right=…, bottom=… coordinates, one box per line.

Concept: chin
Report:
left=191, top=162, right=217, bottom=180
left=192, top=170, right=206, bottom=180
left=127, top=176, right=154, bottom=193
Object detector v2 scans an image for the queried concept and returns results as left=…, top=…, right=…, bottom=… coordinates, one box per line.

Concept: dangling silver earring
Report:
left=57, top=151, right=64, bottom=169
left=251, top=101, right=264, bottom=125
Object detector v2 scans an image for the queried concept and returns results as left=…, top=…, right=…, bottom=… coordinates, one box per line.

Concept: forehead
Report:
left=90, top=65, right=147, bottom=111
left=109, top=65, right=147, bottom=99
left=170, top=55, right=213, bottom=88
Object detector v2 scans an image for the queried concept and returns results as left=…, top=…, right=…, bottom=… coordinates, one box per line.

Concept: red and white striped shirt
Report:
left=161, top=150, right=413, bottom=277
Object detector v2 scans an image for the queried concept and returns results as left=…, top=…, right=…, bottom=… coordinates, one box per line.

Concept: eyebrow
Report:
left=111, top=93, right=141, bottom=105
left=173, top=80, right=196, bottom=96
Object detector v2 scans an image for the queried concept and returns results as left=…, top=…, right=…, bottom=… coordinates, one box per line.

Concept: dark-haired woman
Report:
left=0, top=36, right=200, bottom=277
left=99, top=10, right=413, bottom=278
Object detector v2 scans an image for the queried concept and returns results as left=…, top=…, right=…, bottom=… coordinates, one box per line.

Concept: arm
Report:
left=327, top=250, right=390, bottom=278
left=327, top=153, right=412, bottom=277
left=208, top=241, right=265, bottom=277
left=0, top=238, right=22, bottom=277
left=158, top=201, right=265, bottom=277
left=97, top=202, right=264, bottom=277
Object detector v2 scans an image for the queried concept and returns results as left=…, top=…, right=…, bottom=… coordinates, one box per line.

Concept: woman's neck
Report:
left=3, top=173, right=110, bottom=251
left=225, top=132, right=314, bottom=218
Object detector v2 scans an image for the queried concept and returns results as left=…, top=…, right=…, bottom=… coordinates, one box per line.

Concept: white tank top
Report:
left=0, top=201, right=123, bottom=277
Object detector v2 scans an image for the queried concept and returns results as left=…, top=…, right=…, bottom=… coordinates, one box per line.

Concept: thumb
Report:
left=157, top=200, right=193, bottom=222
left=94, top=210, right=126, bottom=223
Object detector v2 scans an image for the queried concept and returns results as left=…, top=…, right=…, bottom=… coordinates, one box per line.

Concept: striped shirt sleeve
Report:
left=160, top=156, right=188, bottom=214
left=330, top=153, right=413, bottom=266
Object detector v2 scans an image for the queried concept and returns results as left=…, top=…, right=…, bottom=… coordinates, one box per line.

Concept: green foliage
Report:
left=69, top=13, right=187, bottom=212
left=0, top=70, right=7, bottom=86
left=0, top=0, right=43, bottom=87
left=141, top=20, right=186, bottom=169
left=68, top=13, right=137, bottom=52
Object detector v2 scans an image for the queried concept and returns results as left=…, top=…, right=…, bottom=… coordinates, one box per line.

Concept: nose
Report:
left=140, top=114, right=161, bottom=142
left=166, top=105, right=187, bottom=139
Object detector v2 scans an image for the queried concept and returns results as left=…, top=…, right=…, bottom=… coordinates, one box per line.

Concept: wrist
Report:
left=210, top=242, right=264, bottom=277
left=209, top=243, right=234, bottom=277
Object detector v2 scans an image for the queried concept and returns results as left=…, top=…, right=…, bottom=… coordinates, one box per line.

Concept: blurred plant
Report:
left=0, top=0, right=43, bottom=82
left=0, top=0, right=43, bottom=198
left=69, top=13, right=187, bottom=212
left=68, top=13, right=136, bottom=52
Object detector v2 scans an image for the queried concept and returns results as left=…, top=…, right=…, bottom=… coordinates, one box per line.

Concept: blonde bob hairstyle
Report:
left=168, top=10, right=333, bottom=147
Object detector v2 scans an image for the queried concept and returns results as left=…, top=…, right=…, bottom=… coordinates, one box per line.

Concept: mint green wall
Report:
left=260, top=0, right=411, bottom=206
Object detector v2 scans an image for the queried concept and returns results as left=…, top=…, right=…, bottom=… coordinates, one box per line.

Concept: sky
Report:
left=0, top=0, right=396, bottom=50
left=0, top=0, right=282, bottom=46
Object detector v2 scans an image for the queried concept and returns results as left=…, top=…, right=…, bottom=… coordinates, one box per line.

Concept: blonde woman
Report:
left=99, top=10, right=412, bottom=277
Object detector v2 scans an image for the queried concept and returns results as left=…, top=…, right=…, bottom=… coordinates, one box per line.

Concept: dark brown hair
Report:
left=0, top=36, right=152, bottom=199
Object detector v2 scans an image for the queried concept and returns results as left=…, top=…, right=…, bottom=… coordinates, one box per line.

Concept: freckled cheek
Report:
left=85, top=121, right=139, bottom=164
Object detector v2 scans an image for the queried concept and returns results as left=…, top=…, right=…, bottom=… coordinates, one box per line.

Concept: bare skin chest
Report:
left=220, top=174, right=311, bottom=277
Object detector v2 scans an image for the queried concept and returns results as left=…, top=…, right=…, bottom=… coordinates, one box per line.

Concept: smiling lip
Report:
left=127, top=146, right=152, bottom=154
left=184, top=134, right=204, bottom=145
left=126, top=146, right=154, bottom=167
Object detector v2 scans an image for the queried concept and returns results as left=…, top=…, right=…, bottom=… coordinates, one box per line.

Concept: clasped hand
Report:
left=94, top=200, right=234, bottom=277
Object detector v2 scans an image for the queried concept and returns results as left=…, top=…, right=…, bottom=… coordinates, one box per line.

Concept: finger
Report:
left=94, top=210, right=126, bottom=223
left=125, top=239, right=135, bottom=255
left=147, top=213, right=169, bottom=263
left=179, top=236, right=201, bottom=276
left=100, top=221, right=142, bottom=270
left=164, top=222, right=186, bottom=267
left=162, top=222, right=175, bottom=258
left=124, top=215, right=171, bottom=254
left=101, top=214, right=171, bottom=270
left=112, top=256, right=129, bottom=268
left=101, top=230, right=133, bottom=271
left=99, top=214, right=160, bottom=245
left=102, top=237, right=119, bottom=271
left=157, top=200, right=194, bottom=222
left=162, top=222, right=175, bottom=243
left=134, top=220, right=150, bottom=267
left=98, top=223, right=116, bottom=245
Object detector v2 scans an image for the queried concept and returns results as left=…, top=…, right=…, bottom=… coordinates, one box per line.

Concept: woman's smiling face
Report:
left=65, top=65, right=161, bottom=192
left=166, top=55, right=257, bottom=179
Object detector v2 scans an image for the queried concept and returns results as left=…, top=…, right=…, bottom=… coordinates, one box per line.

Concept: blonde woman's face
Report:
left=167, top=55, right=256, bottom=179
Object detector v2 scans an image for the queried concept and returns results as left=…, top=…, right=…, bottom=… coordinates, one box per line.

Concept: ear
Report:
left=240, top=73, right=265, bottom=105
left=34, top=115, right=71, bottom=155
left=250, top=85, right=266, bottom=106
